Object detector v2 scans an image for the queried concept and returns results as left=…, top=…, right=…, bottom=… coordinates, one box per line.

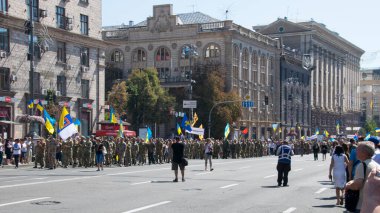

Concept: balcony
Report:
left=159, top=77, right=190, bottom=88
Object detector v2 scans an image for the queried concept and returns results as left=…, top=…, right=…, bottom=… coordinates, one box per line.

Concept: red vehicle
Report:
left=95, top=121, right=136, bottom=137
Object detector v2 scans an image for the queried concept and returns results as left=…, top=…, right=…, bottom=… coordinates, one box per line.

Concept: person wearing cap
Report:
left=367, top=137, right=380, bottom=164
left=276, top=140, right=294, bottom=187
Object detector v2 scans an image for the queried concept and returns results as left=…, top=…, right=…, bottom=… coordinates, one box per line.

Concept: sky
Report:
left=102, top=0, right=380, bottom=69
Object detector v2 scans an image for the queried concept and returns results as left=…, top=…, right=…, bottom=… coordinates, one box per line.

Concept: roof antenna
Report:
left=225, top=9, right=229, bottom=20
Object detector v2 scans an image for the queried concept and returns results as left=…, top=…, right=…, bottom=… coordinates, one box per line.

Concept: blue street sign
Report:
left=242, top=101, right=254, bottom=108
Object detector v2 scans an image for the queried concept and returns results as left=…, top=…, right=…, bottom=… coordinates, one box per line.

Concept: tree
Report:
left=361, top=118, right=378, bottom=136
left=192, top=64, right=242, bottom=138
left=107, top=81, right=128, bottom=119
left=126, top=68, right=175, bottom=130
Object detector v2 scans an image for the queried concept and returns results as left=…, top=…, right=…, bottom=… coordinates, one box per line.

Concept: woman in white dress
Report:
left=328, top=145, right=349, bottom=205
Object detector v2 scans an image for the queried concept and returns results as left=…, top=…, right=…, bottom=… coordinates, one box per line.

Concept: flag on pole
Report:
left=364, top=133, right=371, bottom=141
left=370, top=99, right=374, bottom=109
left=272, top=123, right=279, bottom=132
left=27, top=99, right=34, bottom=109
left=375, top=127, right=380, bottom=133
left=58, top=107, right=78, bottom=141
left=118, top=119, right=124, bottom=138
left=176, top=123, right=182, bottom=135
left=43, top=109, right=55, bottom=134
left=36, top=100, right=44, bottom=112
left=192, top=112, right=198, bottom=126
left=199, top=124, right=204, bottom=140
left=109, top=106, right=117, bottom=123
left=336, top=123, right=340, bottom=134
left=224, top=123, right=230, bottom=139
left=315, top=128, right=320, bottom=135
left=181, top=113, right=192, bottom=131
left=324, top=130, right=329, bottom=138
left=74, top=118, right=81, bottom=131
left=146, top=127, right=152, bottom=142
left=241, top=127, right=248, bottom=135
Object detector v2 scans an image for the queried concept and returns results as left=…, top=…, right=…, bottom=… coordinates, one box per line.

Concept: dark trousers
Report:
left=277, top=162, right=291, bottom=186
left=14, top=154, right=20, bottom=168
left=148, top=152, right=155, bottom=164
left=313, top=152, right=318, bottom=160
left=0, top=151, right=3, bottom=165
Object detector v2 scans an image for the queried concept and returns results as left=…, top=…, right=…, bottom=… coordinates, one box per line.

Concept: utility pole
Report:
left=28, top=0, right=35, bottom=115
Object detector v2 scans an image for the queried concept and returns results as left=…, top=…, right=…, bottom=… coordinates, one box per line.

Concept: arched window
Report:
left=205, top=44, right=220, bottom=58
left=156, top=47, right=170, bottom=61
left=111, top=50, right=123, bottom=63
left=133, top=48, right=146, bottom=62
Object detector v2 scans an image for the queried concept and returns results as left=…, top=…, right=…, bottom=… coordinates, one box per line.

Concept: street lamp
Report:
left=181, top=44, right=198, bottom=122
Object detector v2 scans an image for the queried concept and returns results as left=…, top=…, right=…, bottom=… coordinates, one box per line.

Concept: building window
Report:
left=157, top=67, right=170, bottom=79
left=81, top=79, right=89, bottom=99
left=80, top=14, right=88, bottom=35
left=56, top=6, right=65, bottom=29
left=29, top=36, right=41, bottom=59
left=242, top=48, right=249, bottom=81
left=56, top=41, right=66, bottom=63
left=0, top=0, right=7, bottom=13
left=232, top=44, right=239, bottom=87
left=205, top=44, right=220, bottom=58
left=251, top=52, right=258, bottom=83
left=0, top=67, right=10, bottom=91
left=33, top=72, right=40, bottom=94
left=0, top=27, right=9, bottom=52
left=133, top=49, right=146, bottom=62
left=155, top=47, right=170, bottom=61
left=111, top=50, right=123, bottom=63
left=57, top=76, right=66, bottom=96
left=80, top=47, right=89, bottom=67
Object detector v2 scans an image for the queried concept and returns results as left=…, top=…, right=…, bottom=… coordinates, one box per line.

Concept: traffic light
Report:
left=265, top=96, right=269, bottom=105
left=24, top=21, right=31, bottom=35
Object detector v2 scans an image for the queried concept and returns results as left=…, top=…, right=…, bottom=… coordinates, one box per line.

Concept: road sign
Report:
left=183, top=100, right=197, bottom=109
left=242, top=101, right=254, bottom=108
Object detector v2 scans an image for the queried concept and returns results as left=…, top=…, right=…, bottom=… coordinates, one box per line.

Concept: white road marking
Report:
left=4, top=177, right=48, bottom=183
left=294, top=168, right=303, bottom=172
left=264, top=174, right=276, bottom=179
left=0, top=176, right=98, bottom=189
left=238, top=166, right=251, bottom=169
left=220, top=184, right=239, bottom=189
left=283, top=207, right=297, bottom=213
left=122, top=201, right=172, bottom=213
left=315, top=187, right=327, bottom=194
left=195, top=172, right=211, bottom=176
left=131, top=181, right=151, bottom=185
left=0, top=197, right=51, bottom=207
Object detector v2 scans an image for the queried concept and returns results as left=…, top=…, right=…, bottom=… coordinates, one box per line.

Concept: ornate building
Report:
left=0, top=0, right=106, bottom=138
left=359, top=69, right=380, bottom=127
left=254, top=18, right=364, bottom=135
left=102, top=4, right=280, bottom=139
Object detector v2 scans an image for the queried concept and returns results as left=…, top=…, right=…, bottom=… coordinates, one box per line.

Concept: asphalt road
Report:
left=0, top=154, right=346, bottom=213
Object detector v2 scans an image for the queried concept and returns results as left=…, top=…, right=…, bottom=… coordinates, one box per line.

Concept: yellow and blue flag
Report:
left=324, top=130, right=329, bottom=138
left=336, top=123, right=340, bottom=134
left=181, top=113, right=192, bottom=131
left=58, top=107, right=78, bottom=141
left=37, top=100, right=44, bottom=112
left=315, top=128, right=320, bottom=135
left=110, top=106, right=117, bottom=123
left=27, top=99, right=34, bottom=109
left=118, top=119, right=124, bottom=138
left=145, top=127, right=152, bottom=142
left=199, top=124, right=204, bottom=140
left=224, top=123, right=230, bottom=139
left=375, top=127, right=380, bottom=133
left=364, top=133, right=371, bottom=141
left=43, top=109, right=55, bottom=134
left=192, top=112, right=198, bottom=126
left=176, top=123, right=182, bottom=135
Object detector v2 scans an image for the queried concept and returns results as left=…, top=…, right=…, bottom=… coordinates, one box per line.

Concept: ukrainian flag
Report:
left=324, top=130, right=329, bottom=137
left=364, top=133, right=371, bottom=141
left=375, top=127, right=380, bottom=133
left=176, top=123, right=182, bottom=135
left=27, top=99, right=34, bottom=109
left=146, top=127, right=152, bottom=142
left=315, top=128, right=320, bottom=135
left=109, top=106, right=117, bottom=123
left=43, top=109, right=55, bottom=134
left=118, top=119, right=124, bottom=138
left=224, top=123, right=230, bottom=139
left=37, top=101, right=44, bottom=112
left=58, top=107, right=78, bottom=141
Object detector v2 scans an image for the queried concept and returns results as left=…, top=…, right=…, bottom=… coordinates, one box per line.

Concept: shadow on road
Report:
left=151, top=180, right=175, bottom=183
left=261, top=185, right=280, bottom=188
left=312, top=204, right=344, bottom=209
left=317, top=196, right=337, bottom=200
left=317, top=180, right=334, bottom=185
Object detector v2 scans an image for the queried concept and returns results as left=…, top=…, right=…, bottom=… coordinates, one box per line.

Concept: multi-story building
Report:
left=0, top=0, right=106, bottom=138
left=254, top=18, right=364, bottom=135
left=280, top=48, right=311, bottom=138
left=102, top=4, right=280, bottom=139
left=359, top=69, right=380, bottom=126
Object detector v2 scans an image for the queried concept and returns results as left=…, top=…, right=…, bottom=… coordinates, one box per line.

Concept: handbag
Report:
left=344, top=162, right=367, bottom=212
left=181, top=158, right=188, bottom=166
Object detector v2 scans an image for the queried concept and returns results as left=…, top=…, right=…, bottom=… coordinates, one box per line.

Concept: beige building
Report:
left=0, top=0, right=106, bottom=138
left=254, top=18, right=364, bottom=134
left=103, top=4, right=280, bottom=139
left=360, top=69, right=380, bottom=126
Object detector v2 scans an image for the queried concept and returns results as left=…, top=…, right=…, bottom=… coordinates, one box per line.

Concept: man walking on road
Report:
left=276, top=140, right=294, bottom=187
left=171, top=137, right=185, bottom=182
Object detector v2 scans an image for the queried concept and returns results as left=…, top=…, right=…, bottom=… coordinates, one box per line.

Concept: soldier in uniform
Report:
left=91, top=137, right=97, bottom=167
left=47, top=138, right=57, bottom=170
left=62, top=139, right=73, bottom=168
left=222, top=139, right=229, bottom=159
left=83, top=137, right=92, bottom=168
left=131, top=139, right=138, bottom=166
left=124, top=139, right=131, bottom=167
left=33, top=140, right=45, bottom=169
left=78, top=137, right=85, bottom=167
left=147, top=139, right=155, bottom=165
left=236, top=141, right=241, bottom=159
left=156, top=139, right=163, bottom=164
left=137, top=140, right=145, bottom=165
left=72, top=138, right=79, bottom=168
left=230, top=140, right=236, bottom=159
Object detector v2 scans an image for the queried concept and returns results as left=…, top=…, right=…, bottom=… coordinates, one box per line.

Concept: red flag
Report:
left=241, top=128, right=248, bottom=135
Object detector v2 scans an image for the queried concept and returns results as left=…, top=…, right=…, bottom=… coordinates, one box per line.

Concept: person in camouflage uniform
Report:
left=47, top=138, right=57, bottom=169
left=33, top=140, right=45, bottom=169
left=236, top=141, right=241, bottom=159
left=83, top=137, right=92, bottom=168
left=62, top=139, right=73, bottom=168
left=137, top=140, right=145, bottom=165
left=90, top=137, right=97, bottom=167
left=124, top=139, right=131, bottom=167
left=72, top=138, right=79, bottom=168
left=155, top=139, right=163, bottom=164
left=131, top=139, right=138, bottom=166
left=117, top=138, right=126, bottom=167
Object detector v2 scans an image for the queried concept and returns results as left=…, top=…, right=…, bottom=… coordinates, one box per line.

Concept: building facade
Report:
left=254, top=18, right=364, bottom=135
left=359, top=69, right=380, bottom=126
left=0, top=0, right=106, bottom=138
left=103, top=4, right=280, bottom=139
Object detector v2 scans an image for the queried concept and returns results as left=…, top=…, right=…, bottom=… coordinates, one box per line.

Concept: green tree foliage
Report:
left=126, top=68, right=175, bottom=130
left=361, top=118, right=378, bottom=136
left=192, top=64, right=242, bottom=138
left=107, top=81, right=128, bottom=119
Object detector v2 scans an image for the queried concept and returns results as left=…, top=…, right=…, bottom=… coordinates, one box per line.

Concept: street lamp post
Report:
left=182, top=44, right=198, bottom=122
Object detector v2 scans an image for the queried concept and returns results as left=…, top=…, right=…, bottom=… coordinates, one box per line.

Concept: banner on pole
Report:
left=185, top=127, right=205, bottom=136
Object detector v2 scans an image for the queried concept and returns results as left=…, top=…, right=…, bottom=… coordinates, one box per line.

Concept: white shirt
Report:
left=21, top=143, right=27, bottom=152
left=13, top=142, right=21, bottom=155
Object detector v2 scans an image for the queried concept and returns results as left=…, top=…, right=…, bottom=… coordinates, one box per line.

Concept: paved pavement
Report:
left=0, top=154, right=347, bottom=213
